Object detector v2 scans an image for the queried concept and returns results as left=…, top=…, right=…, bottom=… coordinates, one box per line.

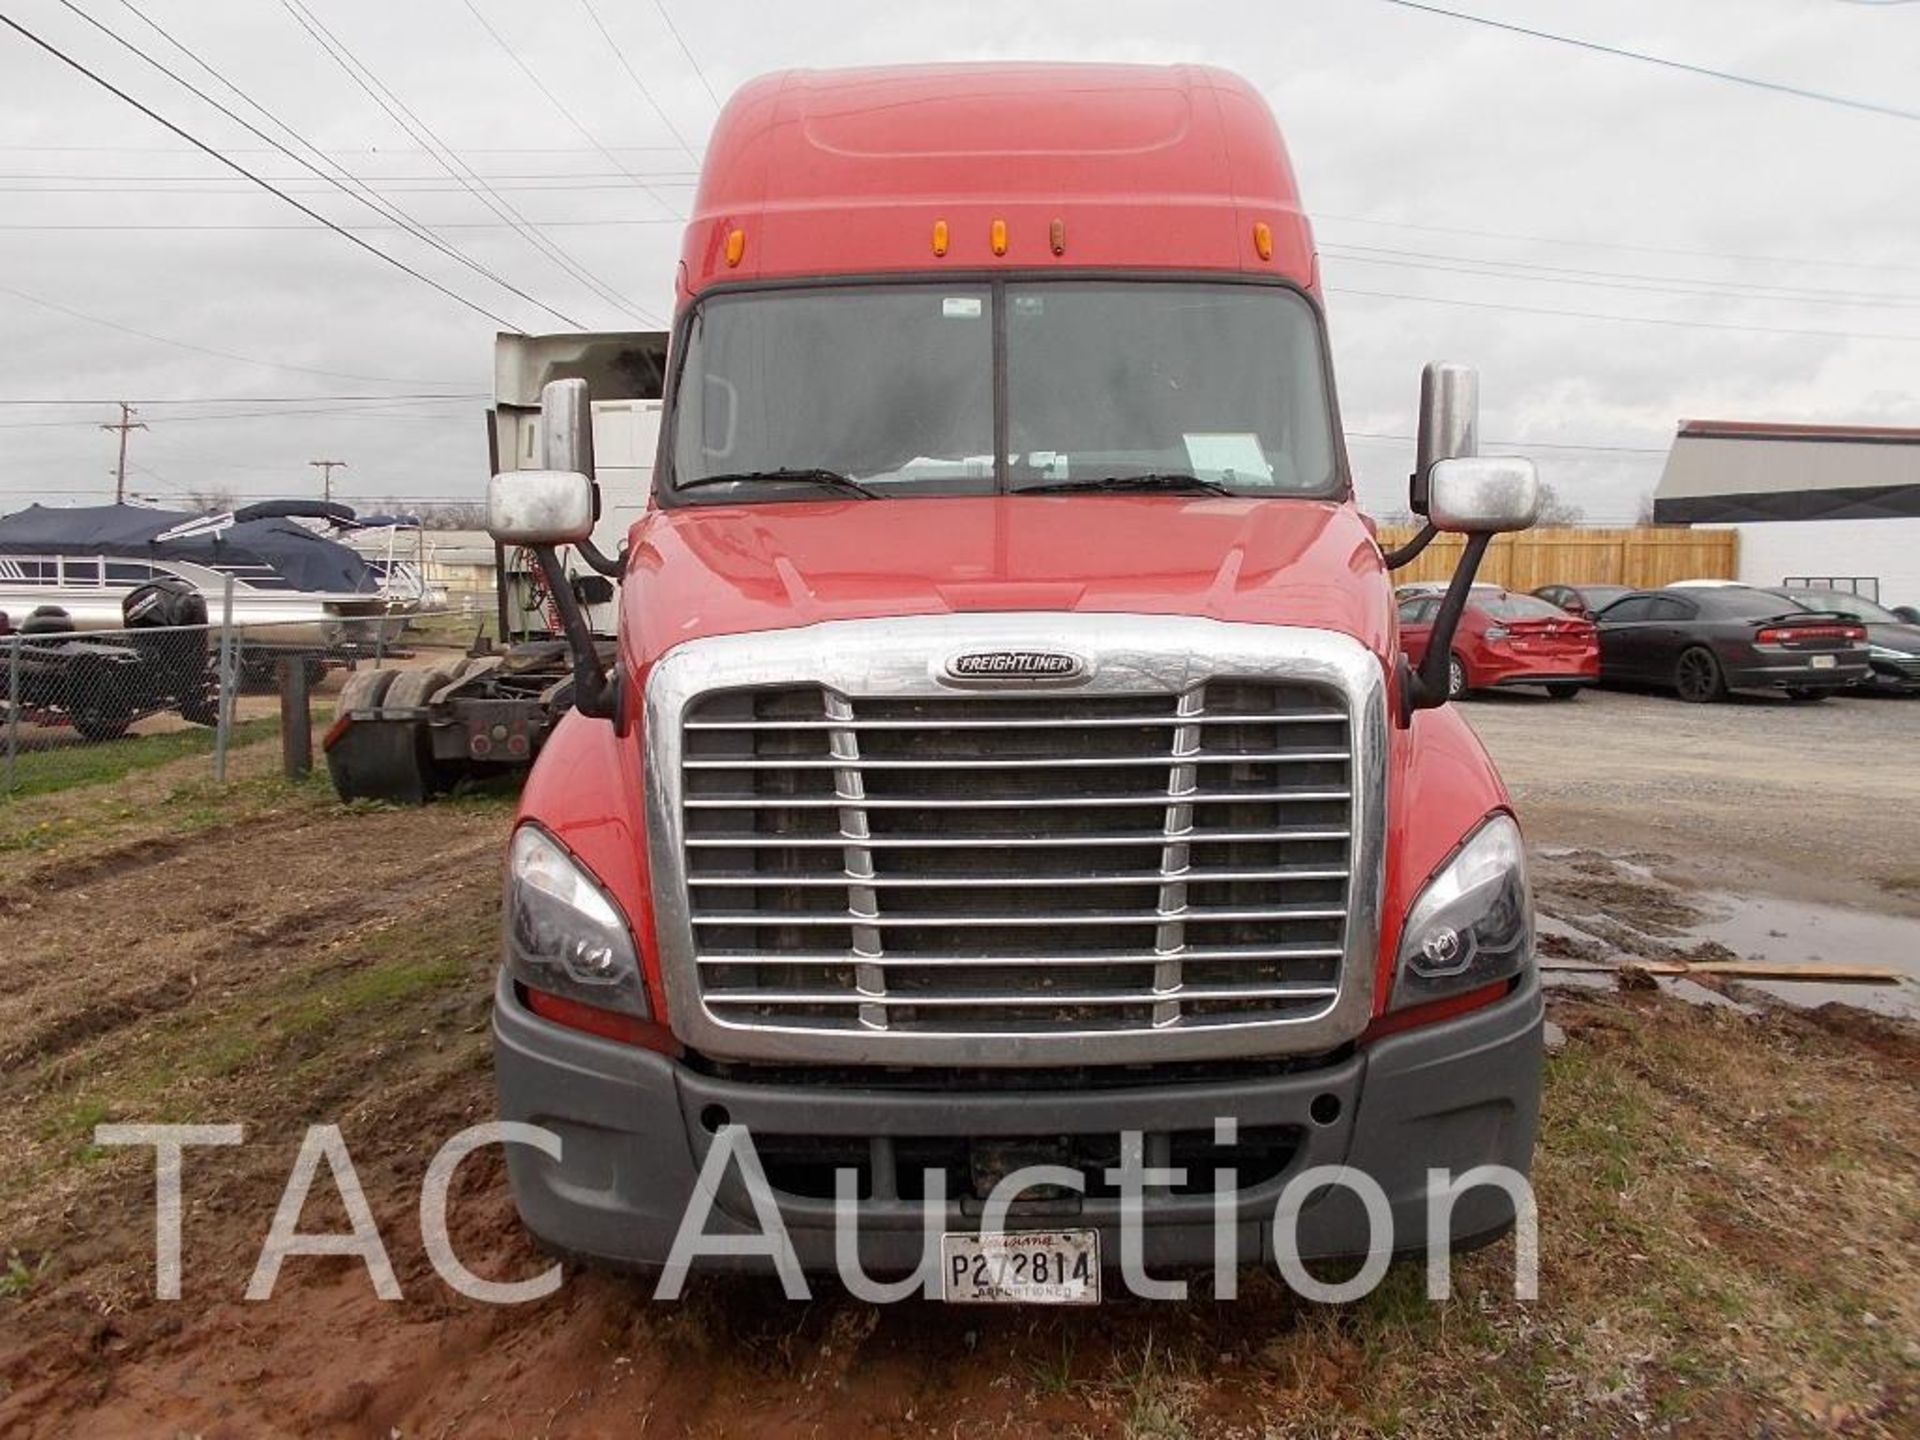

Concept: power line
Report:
left=277, top=0, right=663, bottom=327
left=1320, top=243, right=1920, bottom=309
left=0, top=11, right=529, bottom=333
left=56, top=0, right=581, bottom=328
left=1327, top=285, right=1920, bottom=343
left=1318, top=212, right=1920, bottom=278
left=459, top=0, right=684, bottom=220
left=0, top=393, right=483, bottom=406
left=0, top=218, right=685, bottom=231
left=1376, top=1, right=1920, bottom=123
left=578, top=0, right=704, bottom=161
left=0, top=277, right=475, bottom=387
left=1343, top=430, right=1669, bottom=455
left=647, top=0, right=722, bottom=109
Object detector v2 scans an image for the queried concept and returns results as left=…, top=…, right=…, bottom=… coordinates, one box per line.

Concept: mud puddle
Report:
left=1533, top=849, right=1919, bottom=1019
left=1688, top=891, right=1920, bottom=1018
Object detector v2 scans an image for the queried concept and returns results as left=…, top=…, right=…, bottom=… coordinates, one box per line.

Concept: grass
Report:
left=0, top=716, right=280, bottom=802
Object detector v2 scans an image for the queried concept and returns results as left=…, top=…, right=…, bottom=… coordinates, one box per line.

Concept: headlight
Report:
left=1391, top=814, right=1532, bottom=1010
left=1868, top=644, right=1917, bottom=661
left=506, top=825, right=648, bottom=1017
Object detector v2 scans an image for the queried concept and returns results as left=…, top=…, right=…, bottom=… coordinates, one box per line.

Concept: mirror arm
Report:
left=575, top=536, right=624, bottom=579
left=1381, top=522, right=1437, bottom=571
left=530, top=544, right=615, bottom=720
left=1403, top=532, right=1493, bottom=718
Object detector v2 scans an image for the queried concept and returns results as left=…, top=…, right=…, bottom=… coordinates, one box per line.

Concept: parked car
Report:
left=1399, top=586, right=1599, bottom=699
left=1531, top=582, right=1631, bottom=619
left=1593, top=585, right=1869, bottom=702
left=1767, top=588, right=1920, bottom=695
left=1894, top=604, right=1920, bottom=625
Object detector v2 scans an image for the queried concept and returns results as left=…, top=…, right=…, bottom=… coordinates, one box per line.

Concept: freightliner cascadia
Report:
left=484, top=63, right=1544, bottom=1300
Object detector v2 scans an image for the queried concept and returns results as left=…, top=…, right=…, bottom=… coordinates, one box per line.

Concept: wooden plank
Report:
left=1540, top=959, right=1905, bottom=985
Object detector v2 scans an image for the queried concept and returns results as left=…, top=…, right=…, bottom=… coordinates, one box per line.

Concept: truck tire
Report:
left=1674, top=647, right=1727, bottom=704
left=381, top=667, right=453, bottom=714
left=335, top=666, right=400, bottom=719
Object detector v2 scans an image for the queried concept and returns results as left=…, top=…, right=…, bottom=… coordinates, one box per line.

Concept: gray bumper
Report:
left=492, top=971, right=1543, bottom=1277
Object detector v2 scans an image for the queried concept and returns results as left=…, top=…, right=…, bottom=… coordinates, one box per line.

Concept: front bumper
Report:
left=492, top=970, right=1544, bottom=1278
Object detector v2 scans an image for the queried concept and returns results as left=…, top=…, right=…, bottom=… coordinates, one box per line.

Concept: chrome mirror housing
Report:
left=487, top=469, right=596, bottom=545
left=538, top=377, right=596, bottom=476
left=1428, top=456, right=1540, bottom=534
left=1410, top=362, right=1479, bottom=516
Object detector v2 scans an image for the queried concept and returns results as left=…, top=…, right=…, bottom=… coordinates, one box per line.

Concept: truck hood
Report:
left=622, top=495, right=1393, bottom=668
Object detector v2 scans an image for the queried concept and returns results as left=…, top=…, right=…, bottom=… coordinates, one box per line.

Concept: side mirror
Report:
left=1410, top=361, right=1478, bottom=516
left=486, top=469, right=595, bottom=545
left=1428, top=456, right=1540, bottom=534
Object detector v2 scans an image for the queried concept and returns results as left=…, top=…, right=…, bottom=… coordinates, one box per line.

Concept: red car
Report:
left=1399, top=586, right=1599, bottom=700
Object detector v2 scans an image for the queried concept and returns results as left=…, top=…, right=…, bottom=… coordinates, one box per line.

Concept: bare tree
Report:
left=1535, top=483, right=1585, bottom=526
left=182, top=487, right=239, bottom=515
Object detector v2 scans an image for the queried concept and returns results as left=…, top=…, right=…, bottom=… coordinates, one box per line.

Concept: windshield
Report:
left=665, top=280, right=1339, bottom=502
left=1779, top=589, right=1901, bottom=623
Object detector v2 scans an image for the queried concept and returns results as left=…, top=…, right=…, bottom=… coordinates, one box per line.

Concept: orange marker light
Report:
left=1049, top=218, right=1066, bottom=256
left=932, top=220, right=949, bottom=257
left=990, top=218, right=1009, bottom=256
left=1253, top=221, right=1274, bottom=262
left=724, top=227, right=746, bottom=267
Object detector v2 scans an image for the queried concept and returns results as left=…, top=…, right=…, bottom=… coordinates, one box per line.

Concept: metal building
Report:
left=1652, top=420, right=1920, bottom=605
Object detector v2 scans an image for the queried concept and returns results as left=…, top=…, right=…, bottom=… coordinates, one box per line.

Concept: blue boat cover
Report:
left=0, top=503, right=378, bottom=594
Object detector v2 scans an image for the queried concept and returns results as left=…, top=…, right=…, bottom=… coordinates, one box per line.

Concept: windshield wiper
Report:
left=675, top=468, right=880, bottom=499
left=1013, top=472, right=1234, bottom=496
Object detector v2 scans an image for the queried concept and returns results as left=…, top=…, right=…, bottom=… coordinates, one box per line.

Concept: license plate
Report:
left=1810, top=654, right=1837, bottom=669
left=940, top=1230, right=1100, bottom=1304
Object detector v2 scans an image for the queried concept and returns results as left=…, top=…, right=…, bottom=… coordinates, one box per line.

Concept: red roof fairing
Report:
left=676, top=63, right=1316, bottom=303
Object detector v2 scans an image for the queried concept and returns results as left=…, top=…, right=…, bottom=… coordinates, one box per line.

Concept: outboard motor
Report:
left=123, top=577, right=217, bottom=726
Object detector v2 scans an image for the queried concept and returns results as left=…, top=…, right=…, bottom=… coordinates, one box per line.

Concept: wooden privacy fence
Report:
left=1375, top=525, right=1738, bottom=591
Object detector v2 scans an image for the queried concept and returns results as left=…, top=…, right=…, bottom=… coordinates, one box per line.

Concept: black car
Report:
left=1593, top=585, right=1870, bottom=703
left=1768, top=588, right=1920, bottom=695
left=1532, top=582, right=1631, bottom=620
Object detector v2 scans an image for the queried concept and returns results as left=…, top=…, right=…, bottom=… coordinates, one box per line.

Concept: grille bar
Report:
left=685, top=751, right=1348, bottom=771
left=703, top=984, right=1343, bottom=1009
left=686, top=827, right=1352, bottom=849
left=686, top=788, right=1352, bottom=810
left=691, top=906, right=1348, bottom=928
left=687, top=867, right=1350, bottom=889
left=694, top=945, right=1347, bottom=966
left=685, top=711, right=1345, bottom=731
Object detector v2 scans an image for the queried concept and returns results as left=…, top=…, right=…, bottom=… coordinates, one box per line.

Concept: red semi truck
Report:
left=486, top=63, right=1544, bottom=1294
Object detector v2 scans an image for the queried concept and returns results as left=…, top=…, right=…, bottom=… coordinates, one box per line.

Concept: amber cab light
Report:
left=724, top=227, right=746, bottom=267
left=931, top=219, right=949, bottom=256
left=990, top=218, right=1009, bottom=256
left=1253, top=221, right=1274, bottom=260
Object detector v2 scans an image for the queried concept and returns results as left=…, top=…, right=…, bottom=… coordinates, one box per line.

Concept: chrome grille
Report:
left=680, top=678, right=1353, bottom=1036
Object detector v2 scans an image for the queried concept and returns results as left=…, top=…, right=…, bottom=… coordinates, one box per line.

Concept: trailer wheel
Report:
left=71, top=699, right=135, bottom=741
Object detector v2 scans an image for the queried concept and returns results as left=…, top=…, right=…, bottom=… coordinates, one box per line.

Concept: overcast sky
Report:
left=1, top=0, right=1915, bottom=523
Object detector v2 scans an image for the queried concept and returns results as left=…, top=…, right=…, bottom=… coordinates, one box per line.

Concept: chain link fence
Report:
left=1, top=589, right=469, bottom=799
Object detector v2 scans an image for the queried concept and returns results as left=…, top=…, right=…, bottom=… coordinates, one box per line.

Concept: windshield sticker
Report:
left=942, top=297, right=984, bottom=318
left=1182, top=433, right=1274, bottom=484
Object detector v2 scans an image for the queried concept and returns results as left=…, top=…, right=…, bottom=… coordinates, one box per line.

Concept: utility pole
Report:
left=310, top=459, right=347, bottom=503
left=101, top=402, right=146, bottom=504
